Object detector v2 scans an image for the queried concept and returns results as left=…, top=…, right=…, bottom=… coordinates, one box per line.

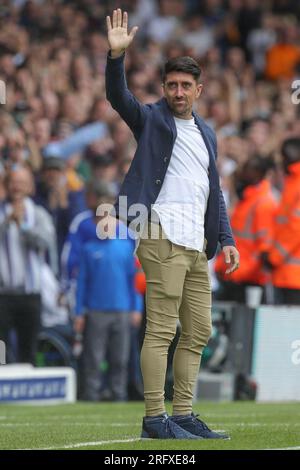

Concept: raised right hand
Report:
left=10, top=201, right=25, bottom=225
left=106, top=8, right=138, bottom=57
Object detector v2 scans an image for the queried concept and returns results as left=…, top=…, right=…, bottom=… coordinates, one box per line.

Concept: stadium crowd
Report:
left=0, top=0, right=300, bottom=397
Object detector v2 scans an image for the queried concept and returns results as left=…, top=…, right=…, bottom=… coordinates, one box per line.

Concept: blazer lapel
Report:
left=160, top=98, right=177, bottom=145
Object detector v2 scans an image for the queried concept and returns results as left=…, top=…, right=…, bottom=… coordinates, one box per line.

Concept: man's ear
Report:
left=196, top=84, right=203, bottom=98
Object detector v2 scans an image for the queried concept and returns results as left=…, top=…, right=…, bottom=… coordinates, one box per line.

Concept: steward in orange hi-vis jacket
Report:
left=266, top=138, right=300, bottom=305
left=215, top=156, right=277, bottom=298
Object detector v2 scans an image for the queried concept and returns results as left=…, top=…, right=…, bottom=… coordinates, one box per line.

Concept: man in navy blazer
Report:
left=106, top=9, right=239, bottom=440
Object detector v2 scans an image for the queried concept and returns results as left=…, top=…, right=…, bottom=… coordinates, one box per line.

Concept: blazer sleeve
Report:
left=105, top=52, right=151, bottom=136
left=218, top=190, right=236, bottom=248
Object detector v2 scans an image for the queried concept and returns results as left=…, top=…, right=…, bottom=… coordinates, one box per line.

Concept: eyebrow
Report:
left=165, top=81, right=193, bottom=86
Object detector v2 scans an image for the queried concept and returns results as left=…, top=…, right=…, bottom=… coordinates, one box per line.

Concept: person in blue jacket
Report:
left=74, top=182, right=143, bottom=402
left=105, top=9, right=239, bottom=439
left=63, top=179, right=144, bottom=400
left=61, top=179, right=110, bottom=285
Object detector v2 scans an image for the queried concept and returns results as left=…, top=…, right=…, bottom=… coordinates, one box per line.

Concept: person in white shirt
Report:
left=106, top=8, right=239, bottom=440
left=0, top=166, right=57, bottom=364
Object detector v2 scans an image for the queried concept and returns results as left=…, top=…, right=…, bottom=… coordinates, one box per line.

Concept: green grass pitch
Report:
left=0, top=401, right=299, bottom=450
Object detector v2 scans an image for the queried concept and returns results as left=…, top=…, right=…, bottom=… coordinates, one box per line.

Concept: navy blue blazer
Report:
left=105, top=53, right=235, bottom=260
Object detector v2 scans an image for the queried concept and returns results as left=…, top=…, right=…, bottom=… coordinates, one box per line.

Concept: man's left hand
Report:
left=222, top=245, right=240, bottom=274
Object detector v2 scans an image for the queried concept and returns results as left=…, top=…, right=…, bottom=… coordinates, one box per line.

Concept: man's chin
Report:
left=173, top=109, right=190, bottom=118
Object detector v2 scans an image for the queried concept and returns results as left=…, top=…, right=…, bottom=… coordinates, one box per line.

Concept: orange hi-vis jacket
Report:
left=215, top=179, right=277, bottom=285
left=265, top=43, right=300, bottom=80
left=268, top=161, right=300, bottom=289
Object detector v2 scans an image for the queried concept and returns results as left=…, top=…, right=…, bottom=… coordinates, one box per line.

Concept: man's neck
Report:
left=173, top=113, right=193, bottom=120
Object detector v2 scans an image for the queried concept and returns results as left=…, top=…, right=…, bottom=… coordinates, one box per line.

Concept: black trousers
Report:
left=0, top=293, right=41, bottom=364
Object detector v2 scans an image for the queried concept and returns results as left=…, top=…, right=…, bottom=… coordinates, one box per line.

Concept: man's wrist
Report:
left=110, top=49, right=125, bottom=58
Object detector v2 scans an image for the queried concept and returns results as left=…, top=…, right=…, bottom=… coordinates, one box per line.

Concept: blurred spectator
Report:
left=146, top=0, right=184, bottom=44
left=4, top=127, right=28, bottom=167
left=34, top=156, right=86, bottom=257
left=181, top=14, right=214, bottom=59
left=265, top=21, right=300, bottom=80
left=61, top=179, right=116, bottom=286
left=237, top=0, right=262, bottom=54
left=266, top=138, right=300, bottom=305
left=215, top=156, right=277, bottom=303
left=0, top=165, right=57, bottom=364
left=65, top=154, right=84, bottom=192
left=245, top=118, right=276, bottom=156
left=62, top=179, right=144, bottom=399
left=88, top=153, right=120, bottom=194
left=0, top=162, right=5, bottom=202
left=247, top=13, right=277, bottom=77
left=74, top=183, right=143, bottom=401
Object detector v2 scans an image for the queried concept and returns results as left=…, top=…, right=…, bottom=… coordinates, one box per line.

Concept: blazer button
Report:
left=163, top=157, right=168, bottom=163
left=155, top=179, right=161, bottom=185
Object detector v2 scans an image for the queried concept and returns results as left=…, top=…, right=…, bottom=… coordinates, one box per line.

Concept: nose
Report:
left=175, top=85, right=184, bottom=98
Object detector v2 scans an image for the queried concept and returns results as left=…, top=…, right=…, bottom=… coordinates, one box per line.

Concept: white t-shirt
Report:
left=152, top=116, right=210, bottom=251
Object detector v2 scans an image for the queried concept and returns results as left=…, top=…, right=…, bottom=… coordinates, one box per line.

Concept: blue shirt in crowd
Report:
left=61, top=209, right=96, bottom=281
left=75, top=235, right=142, bottom=316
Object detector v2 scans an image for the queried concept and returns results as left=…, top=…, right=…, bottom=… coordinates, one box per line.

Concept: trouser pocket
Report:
left=157, top=237, right=173, bottom=262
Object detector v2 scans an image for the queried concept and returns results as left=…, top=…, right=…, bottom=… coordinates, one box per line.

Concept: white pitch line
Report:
left=2, top=422, right=300, bottom=428
left=266, top=446, right=300, bottom=450
left=0, top=422, right=139, bottom=427
left=19, top=438, right=141, bottom=450
left=212, top=423, right=300, bottom=427
left=20, top=440, right=300, bottom=451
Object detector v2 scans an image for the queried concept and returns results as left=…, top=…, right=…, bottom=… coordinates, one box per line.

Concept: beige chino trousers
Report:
left=137, top=223, right=212, bottom=417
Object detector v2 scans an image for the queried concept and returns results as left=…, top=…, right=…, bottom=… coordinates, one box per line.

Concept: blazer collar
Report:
left=159, top=98, right=177, bottom=143
left=158, top=98, right=217, bottom=172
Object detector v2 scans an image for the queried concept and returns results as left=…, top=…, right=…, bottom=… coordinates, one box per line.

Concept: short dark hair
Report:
left=243, top=155, right=274, bottom=179
left=162, top=56, right=201, bottom=83
left=282, top=138, right=300, bottom=165
left=42, top=156, right=65, bottom=171
left=85, top=179, right=116, bottom=199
